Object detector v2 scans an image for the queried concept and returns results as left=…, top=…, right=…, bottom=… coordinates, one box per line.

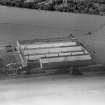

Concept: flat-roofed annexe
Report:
left=17, top=37, right=92, bottom=69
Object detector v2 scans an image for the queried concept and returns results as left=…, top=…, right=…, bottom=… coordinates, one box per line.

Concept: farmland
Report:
left=0, top=5, right=105, bottom=43
left=0, top=4, right=105, bottom=105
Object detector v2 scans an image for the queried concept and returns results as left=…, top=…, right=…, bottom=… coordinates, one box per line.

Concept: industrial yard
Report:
left=0, top=4, right=105, bottom=105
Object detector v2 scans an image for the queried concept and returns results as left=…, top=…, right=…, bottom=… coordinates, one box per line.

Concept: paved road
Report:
left=0, top=74, right=105, bottom=105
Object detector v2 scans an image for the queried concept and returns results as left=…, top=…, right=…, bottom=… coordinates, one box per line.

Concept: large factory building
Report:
left=17, top=37, right=92, bottom=70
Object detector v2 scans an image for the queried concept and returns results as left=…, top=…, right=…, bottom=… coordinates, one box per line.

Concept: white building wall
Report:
left=20, top=41, right=77, bottom=49
left=25, top=51, right=88, bottom=60
left=23, top=46, right=82, bottom=55
left=40, top=55, right=92, bottom=64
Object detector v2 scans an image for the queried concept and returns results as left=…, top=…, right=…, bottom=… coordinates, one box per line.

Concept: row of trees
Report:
left=0, top=0, right=105, bottom=15
left=53, top=0, right=105, bottom=15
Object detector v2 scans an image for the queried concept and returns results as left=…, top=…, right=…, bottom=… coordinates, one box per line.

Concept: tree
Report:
left=0, top=58, right=4, bottom=68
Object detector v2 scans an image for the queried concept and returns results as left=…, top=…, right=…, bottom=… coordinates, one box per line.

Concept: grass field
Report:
left=0, top=6, right=105, bottom=43
left=0, top=74, right=105, bottom=105
left=1, top=5, right=105, bottom=63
